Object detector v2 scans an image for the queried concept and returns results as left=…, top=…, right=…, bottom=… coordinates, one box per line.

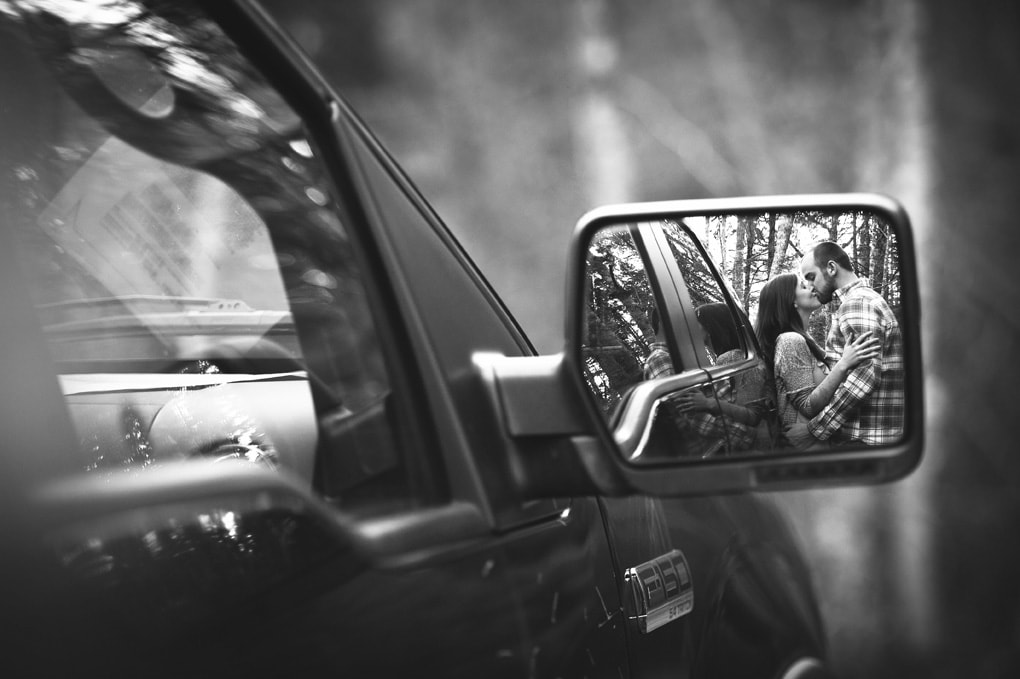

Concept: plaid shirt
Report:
left=643, top=342, right=675, bottom=380
left=808, top=278, right=905, bottom=444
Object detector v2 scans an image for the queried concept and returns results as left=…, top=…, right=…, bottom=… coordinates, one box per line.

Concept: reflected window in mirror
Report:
left=657, top=220, right=774, bottom=455
left=660, top=221, right=747, bottom=367
left=582, top=225, right=676, bottom=416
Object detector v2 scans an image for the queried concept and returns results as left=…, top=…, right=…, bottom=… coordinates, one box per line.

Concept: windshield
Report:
left=1, top=0, right=406, bottom=512
left=34, top=135, right=296, bottom=367
left=3, top=0, right=299, bottom=371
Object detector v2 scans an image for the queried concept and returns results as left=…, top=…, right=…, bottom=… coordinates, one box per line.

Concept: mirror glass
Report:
left=580, top=209, right=906, bottom=464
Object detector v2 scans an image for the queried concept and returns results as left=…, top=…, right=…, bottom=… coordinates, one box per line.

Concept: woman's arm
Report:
left=719, top=398, right=760, bottom=426
left=789, top=332, right=880, bottom=416
left=672, top=389, right=760, bottom=425
left=801, top=363, right=848, bottom=417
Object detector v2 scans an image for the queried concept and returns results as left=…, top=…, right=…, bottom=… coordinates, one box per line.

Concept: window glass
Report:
left=662, top=220, right=776, bottom=452
left=581, top=223, right=732, bottom=461
left=2, top=0, right=414, bottom=517
left=661, top=221, right=747, bottom=366
left=581, top=224, right=670, bottom=416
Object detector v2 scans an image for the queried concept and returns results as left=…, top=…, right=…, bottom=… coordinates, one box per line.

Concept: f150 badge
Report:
left=624, top=549, right=693, bottom=633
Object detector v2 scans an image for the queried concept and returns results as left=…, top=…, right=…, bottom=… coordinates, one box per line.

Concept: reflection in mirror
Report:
left=580, top=224, right=664, bottom=417
left=645, top=384, right=729, bottom=460
left=580, top=223, right=732, bottom=460
left=580, top=209, right=907, bottom=464
left=73, top=42, right=176, bottom=118
left=3, top=0, right=406, bottom=511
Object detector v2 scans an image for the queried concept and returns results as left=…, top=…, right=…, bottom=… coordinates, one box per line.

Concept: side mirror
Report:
left=564, top=193, right=922, bottom=495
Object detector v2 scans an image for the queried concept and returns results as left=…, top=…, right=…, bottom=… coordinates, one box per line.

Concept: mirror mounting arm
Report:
left=477, top=353, right=589, bottom=437
left=473, top=353, right=631, bottom=498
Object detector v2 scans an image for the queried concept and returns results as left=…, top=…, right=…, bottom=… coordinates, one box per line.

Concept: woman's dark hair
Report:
left=754, top=273, right=826, bottom=370
left=695, top=302, right=741, bottom=355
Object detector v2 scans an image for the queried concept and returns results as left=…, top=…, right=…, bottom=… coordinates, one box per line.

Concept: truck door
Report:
left=327, top=46, right=631, bottom=673
left=1, top=2, right=630, bottom=676
left=649, top=221, right=779, bottom=455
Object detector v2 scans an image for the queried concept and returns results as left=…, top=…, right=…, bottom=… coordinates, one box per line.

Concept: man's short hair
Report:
left=811, top=241, right=854, bottom=273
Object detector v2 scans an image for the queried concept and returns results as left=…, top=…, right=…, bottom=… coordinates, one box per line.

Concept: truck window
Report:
left=2, top=0, right=429, bottom=518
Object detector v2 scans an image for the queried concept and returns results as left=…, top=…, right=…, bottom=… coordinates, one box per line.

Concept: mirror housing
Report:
left=492, top=193, right=922, bottom=499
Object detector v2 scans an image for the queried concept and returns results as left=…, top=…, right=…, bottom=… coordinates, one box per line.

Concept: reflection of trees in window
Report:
left=3, top=0, right=389, bottom=409
left=693, top=210, right=903, bottom=322
left=582, top=227, right=657, bottom=414
left=662, top=221, right=726, bottom=309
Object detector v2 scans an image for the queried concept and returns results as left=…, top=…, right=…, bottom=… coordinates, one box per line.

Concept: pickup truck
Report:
left=0, top=1, right=922, bottom=677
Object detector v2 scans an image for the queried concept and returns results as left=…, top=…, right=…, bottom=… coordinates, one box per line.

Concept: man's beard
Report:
left=816, top=272, right=837, bottom=304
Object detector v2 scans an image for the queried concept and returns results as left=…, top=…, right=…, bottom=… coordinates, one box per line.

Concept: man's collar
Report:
left=834, top=277, right=869, bottom=301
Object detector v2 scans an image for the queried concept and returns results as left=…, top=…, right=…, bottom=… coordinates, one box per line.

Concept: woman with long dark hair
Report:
left=754, top=273, right=878, bottom=448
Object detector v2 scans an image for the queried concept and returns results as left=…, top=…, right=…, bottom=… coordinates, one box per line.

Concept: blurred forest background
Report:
left=260, top=1, right=1020, bottom=677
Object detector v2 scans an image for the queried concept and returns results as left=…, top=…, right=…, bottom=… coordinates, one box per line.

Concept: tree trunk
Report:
left=573, top=0, right=631, bottom=205
left=851, top=211, right=859, bottom=271
left=731, top=217, right=746, bottom=302
left=773, top=216, right=793, bottom=277
left=765, top=212, right=777, bottom=279
left=743, top=216, right=756, bottom=309
left=870, top=224, right=887, bottom=295
left=858, top=212, right=872, bottom=277
left=714, top=216, right=729, bottom=272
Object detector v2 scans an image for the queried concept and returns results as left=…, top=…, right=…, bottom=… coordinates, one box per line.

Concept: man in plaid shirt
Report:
left=787, top=241, right=905, bottom=447
left=643, top=339, right=675, bottom=380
